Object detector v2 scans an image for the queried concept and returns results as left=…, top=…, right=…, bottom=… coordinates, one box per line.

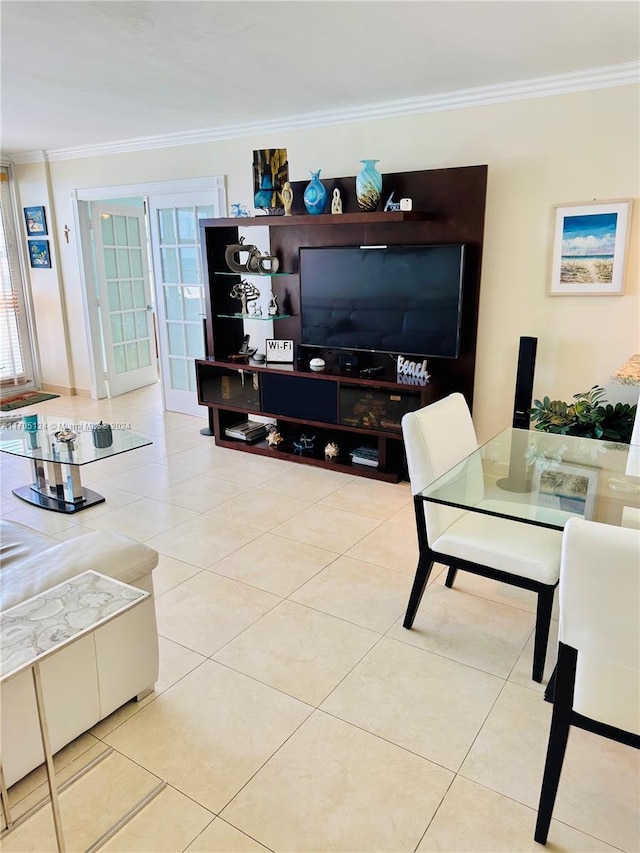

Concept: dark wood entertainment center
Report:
left=196, top=165, right=488, bottom=482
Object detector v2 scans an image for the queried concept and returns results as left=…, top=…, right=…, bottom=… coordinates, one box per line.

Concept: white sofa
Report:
left=0, top=520, right=159, bottom=787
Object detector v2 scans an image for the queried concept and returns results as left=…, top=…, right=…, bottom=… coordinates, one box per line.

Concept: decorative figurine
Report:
left=293, top=434, right=316, bottom=454
left=384, top=192, right=401, bottom=212
left=230, top=279, right=260, bottom=316
left=54, top=429, right=77, bottom=443
left=230, top=203, right=250, bottom=218
left=331, top=188, right=343, bottom=215
left=225, top=237, right=280, bottom=274
left=324, top=441, right=340, bottom=460
left=225, top=236, right=260, bottom=273
left=268, top=292, right=279, bottom=316
left=266, top=427, right=284, bottom=448
left=281, top=181, right=294, bottom=216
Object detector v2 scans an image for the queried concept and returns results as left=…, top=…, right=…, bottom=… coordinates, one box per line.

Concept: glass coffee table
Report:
left=0, top=414, right=152, bottom=513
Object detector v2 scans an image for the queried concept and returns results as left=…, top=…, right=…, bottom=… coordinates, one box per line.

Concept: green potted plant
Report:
left=528, top=385, right=637, bottom=442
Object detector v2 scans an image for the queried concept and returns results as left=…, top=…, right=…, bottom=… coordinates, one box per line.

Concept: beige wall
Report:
left=16, top=84, right=639, bottom=441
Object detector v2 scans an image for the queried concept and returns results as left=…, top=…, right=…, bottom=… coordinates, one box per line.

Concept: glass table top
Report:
left=0, top=413, right=151, bottom=466
left=418, top=428, right=640, bottom=530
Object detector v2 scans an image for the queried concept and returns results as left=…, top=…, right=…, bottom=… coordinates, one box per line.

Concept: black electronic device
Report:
left=497, top=336, right=539, bottom=493
left=299, top=244, right=465, bottom=359
left=512, top=336, right=537, bottom=429
left=239, top=334, right=257, bottom=358
left=360, top=365, right=385, bottom=378
left=339, top=354, right=359, bottom=370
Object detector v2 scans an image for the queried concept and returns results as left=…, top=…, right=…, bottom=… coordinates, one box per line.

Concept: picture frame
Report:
left=265, top=338, right=295, bottom=363
left=23, top=206, right=48, bottom=237
left=252, top=148, right=289, bottom=213
left=28, top=240, right=51, bottom=269
left=549, top=200, right=632, bottom=295
left=533, top=462, right=600, bottom=520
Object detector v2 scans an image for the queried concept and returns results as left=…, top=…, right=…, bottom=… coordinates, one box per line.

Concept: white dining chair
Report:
left=534, top=517, right=640, bottom=844
left=401, top=393, right=562, bottom=682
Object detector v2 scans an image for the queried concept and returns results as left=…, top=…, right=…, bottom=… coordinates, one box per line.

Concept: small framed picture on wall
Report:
left=549, top=199, right=632, bottom=296
left=28, top=240, right=51, bottom=268
left=23, top=206, right=48, bottom=237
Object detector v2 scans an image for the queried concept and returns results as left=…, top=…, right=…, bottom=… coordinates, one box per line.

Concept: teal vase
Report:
left=303, top=170, right=328, bottom=215
left=356, top=159, right=382, bottom=212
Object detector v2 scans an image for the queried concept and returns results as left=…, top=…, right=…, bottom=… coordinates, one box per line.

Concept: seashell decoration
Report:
left=324, top=441, right=340, bottom=459
left=266, top=428, right=283, bottom=448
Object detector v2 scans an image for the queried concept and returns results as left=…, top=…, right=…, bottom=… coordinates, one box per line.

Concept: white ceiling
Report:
left=2, top=1, right=639, bottom=158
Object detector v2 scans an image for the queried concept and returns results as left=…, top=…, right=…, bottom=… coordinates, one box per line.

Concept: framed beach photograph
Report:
left=28, top=240, right=51, bottom=268
left=23, top=206, right=48, bottom=236
left=534, top=462, right=600, bottom=520
left=549, top=200, right=632, bottom=295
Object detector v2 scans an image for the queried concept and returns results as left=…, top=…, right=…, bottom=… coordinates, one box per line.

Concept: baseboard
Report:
left=41, top=382, right=78, bottom=396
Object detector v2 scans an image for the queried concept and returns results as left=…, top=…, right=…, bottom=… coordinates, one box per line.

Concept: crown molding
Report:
left=9, top=61, right=639, bottom=165
left=7, top=150, right=48, bottom=165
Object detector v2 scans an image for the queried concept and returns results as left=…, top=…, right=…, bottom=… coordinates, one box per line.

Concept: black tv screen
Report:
left=299, top=244, right=465, bottom=359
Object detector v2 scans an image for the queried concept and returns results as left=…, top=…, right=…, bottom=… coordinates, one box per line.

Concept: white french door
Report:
left=90, top=202, right=158, bottom=396
left=148, top=193, right=216, bottom=416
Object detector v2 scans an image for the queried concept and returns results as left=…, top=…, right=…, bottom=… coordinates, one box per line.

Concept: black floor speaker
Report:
left=512, top=336, right=537, bottom=429
left=497, top=336, right=537, bottom=493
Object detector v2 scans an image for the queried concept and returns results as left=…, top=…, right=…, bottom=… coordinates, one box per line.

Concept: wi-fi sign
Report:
left=265, top=339, right=295, bottom=363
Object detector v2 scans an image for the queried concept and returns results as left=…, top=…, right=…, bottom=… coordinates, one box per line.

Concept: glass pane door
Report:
left=149, top=193, right=218, bottom=416
left=91, top=203, right=158, bottom=396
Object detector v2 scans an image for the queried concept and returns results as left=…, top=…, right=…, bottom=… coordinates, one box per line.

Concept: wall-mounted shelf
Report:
left=212, top=211, right=434, bottom=228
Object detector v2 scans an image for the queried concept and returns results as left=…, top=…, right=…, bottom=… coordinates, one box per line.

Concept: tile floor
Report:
left=1, top=384, right=638, bottom=852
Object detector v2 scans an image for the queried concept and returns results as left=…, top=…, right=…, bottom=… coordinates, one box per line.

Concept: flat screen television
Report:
left=299, top=244, right=465, bottom=359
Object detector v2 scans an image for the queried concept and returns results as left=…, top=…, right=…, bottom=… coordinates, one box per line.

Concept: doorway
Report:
left=74, top=177, right=225, bottom=414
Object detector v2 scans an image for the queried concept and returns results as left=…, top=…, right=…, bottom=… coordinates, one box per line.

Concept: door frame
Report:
left=72, top=176, right=226, bottom=399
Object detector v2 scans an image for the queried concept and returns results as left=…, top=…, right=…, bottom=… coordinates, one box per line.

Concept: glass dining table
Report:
left=417, top=427, right=639, bottom=700
left=418, top=427, right=640, bottom=531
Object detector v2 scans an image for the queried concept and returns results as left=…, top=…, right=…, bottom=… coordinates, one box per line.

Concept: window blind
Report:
left=0, top=168, right=28, bottom=386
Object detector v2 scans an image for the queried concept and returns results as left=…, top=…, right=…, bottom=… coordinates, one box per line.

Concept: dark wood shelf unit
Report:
left=205, top=210, right=435, bottom=228
left=197, top=165, right=488, bottom=481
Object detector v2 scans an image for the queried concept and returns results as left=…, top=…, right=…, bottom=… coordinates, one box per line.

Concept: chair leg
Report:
left=535, top=643, right=577, bottom=845
left=532, top=585, right=556, bottom=683
left=445, top=567, right=458, bottom=588
left=403, top=555, right=434, bottom=628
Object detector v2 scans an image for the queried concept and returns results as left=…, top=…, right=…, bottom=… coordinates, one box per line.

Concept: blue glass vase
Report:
left=303, top=170, right=328, bottom=215
left=356, top=159, right=382, bottom=212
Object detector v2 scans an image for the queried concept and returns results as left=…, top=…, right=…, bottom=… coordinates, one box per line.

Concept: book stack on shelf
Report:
left=224, top=420, right=267, bottom=442
left=349, top=446, right=379, bottom=468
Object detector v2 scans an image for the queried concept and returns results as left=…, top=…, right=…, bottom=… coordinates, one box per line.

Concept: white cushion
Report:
left=433, top=511, right=561, bottom=584
left=1, top=524, right=158, bottom=610
left=559, top=518, right=640, bottom=733
left=574, top=654, right=640, bottom=735
left=0, top=520, right=55, bottom=566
